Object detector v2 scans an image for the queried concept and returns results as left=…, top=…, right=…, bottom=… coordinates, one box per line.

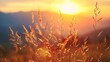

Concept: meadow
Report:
left=0, top=2, right=110, bottom=62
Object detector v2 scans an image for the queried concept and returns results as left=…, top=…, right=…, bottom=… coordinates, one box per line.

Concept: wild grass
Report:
left=0, top=2, right=110, bottom=62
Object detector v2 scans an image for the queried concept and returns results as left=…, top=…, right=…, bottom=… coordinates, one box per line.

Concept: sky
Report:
left=0, top=0, right=110, bottom=15
left=0, top=0, right=110, bottom=35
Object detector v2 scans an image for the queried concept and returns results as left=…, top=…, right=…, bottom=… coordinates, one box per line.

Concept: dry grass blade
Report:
left=35, top=23, right=43, bottom=36
left=93, top=2, right=102, bottom=32
left=37, top=11, right=45, bottom=29
left=84, top=36, right=88, bottom=42
left=32, top=12, right=35, bottom=23
left=23, top=25, right=29, bottom=34
left=97, top=31, right=103, bottom=37
left=15, top=32, right=22, bottom=45
left=61, top=34, right=74, bottom=50
left=9, top=27, right=14, bottom=35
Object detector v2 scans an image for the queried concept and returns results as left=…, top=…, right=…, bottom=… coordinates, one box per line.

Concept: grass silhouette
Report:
left=0, top=2, right=110, bottom=62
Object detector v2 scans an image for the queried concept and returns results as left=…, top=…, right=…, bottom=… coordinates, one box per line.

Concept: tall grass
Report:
left=0, top=2, right=110, bottom=62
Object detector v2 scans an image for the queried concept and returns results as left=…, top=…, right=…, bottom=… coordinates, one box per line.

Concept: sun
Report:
left=58, top=0, right=80, bottom=15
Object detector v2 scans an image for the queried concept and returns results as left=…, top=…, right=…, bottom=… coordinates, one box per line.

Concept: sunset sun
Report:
left=58, top=0, right=81, bottom=15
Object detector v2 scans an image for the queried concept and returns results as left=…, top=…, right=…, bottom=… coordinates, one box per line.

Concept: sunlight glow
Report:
left=58, top=0, right=81, bottom=15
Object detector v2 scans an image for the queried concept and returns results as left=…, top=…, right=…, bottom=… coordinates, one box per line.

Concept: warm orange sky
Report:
left=0, top=0, right=110, bottom=35
left=0, top=0, right=110, bottom=15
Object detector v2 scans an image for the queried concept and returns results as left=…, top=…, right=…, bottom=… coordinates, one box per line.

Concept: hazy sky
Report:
left=0, top=0, right=110, bottom=35
left=0, top=0, right=110, bottom=14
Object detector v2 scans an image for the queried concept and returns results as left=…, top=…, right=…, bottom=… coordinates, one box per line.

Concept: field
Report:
left=0, top=1, right=110, bottom=62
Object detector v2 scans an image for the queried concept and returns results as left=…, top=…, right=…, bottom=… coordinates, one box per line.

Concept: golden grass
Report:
left=0, top=2, right=110, bottom=62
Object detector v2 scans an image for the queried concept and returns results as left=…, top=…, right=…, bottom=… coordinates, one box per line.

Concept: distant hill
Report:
left=0, top=11, right=110, bottom=45
left=79, top=27, right=110, bottom=44
left=0, top=11, right=32, bottom=44
left=0, top=11, right=52, bottom=45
